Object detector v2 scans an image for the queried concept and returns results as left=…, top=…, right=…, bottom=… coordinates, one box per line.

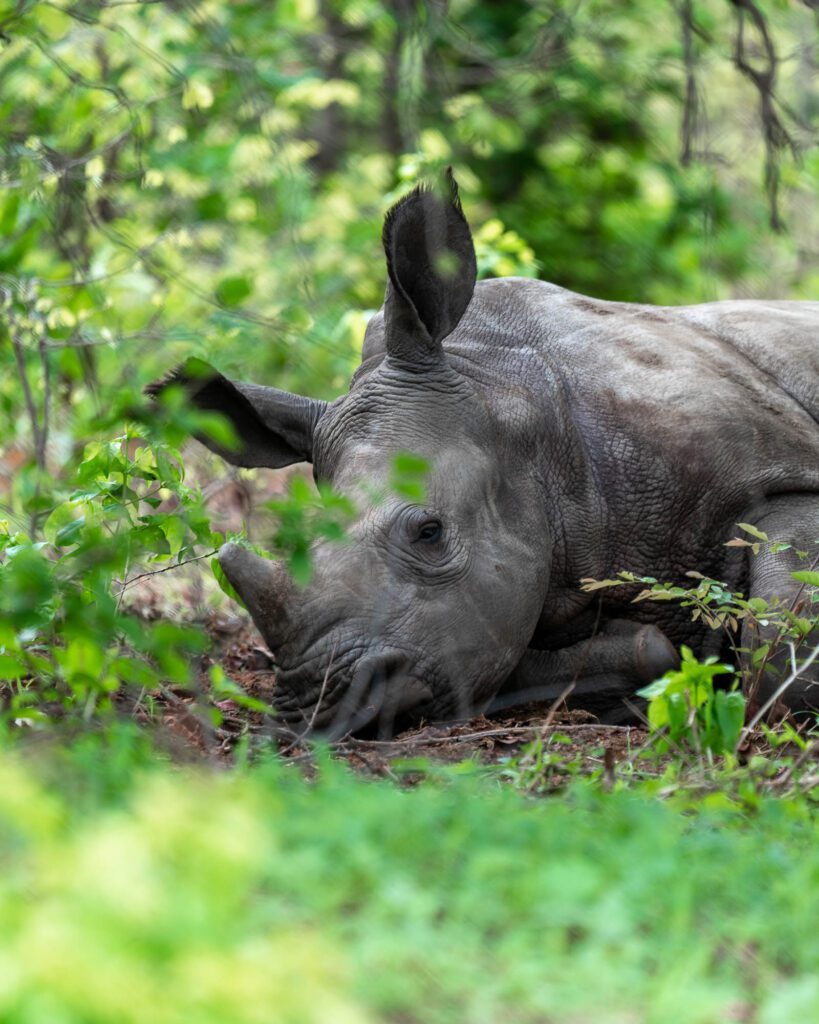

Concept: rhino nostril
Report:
left=325, top=651, right=432, bottom=739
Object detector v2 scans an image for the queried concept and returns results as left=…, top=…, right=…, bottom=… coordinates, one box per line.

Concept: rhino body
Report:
left=153, top=176, right=819, bottom=735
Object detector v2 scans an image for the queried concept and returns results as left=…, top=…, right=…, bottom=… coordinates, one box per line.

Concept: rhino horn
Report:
left=218, top=542, right=293, bottom=650
left=382, top=168, right=477, bottom=367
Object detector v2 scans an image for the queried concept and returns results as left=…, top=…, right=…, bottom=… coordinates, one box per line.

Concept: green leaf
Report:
left=289, top=547, right=312, bottom=588
left=390, top=452, right=431, bottom=504
left=0, top=653, right=26, bottom=680
left=44, top=502, right=83, bottom=547
left=193, top=411, right=241, bottom=452
left=212, top=557, right=246, bottom=608
left=737, top=522, right=769, bottom=542
left=714, top=690, right=745, bottom=752
left=209, top=665, right=272, bottom=713
left=393, top=481, right=426, bottom=502
left=791, top=570, right=819, bottom=587
left=60, top=637, right=106, bottom=682
left=289, top=475, right=314, bottom=504
left=160, top=515, right=187, bottom=557
left=215, top=275, right=253, bottom=307
left=636, top=677, right=672, bottom=700
left=579, top=578, right=626, bottom=592
left=135, top=524, right=171, bottom=557
left=392, top=453, right=430, bottom=476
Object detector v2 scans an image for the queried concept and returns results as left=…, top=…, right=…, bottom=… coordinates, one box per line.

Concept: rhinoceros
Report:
left=150, top=173, right=819, bottom=736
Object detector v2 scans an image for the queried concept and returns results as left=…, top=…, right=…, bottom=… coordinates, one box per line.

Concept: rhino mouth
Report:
left=274, top=646, right=435, bottom=739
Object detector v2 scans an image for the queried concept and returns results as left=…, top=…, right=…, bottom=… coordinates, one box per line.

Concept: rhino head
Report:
left=151, top=174, right=549, bottom=736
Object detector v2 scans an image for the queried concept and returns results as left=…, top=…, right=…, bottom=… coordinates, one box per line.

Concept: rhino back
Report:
left=677, top=299, right=819, bottom=424
left=360, top=276, right=818, bottom=524
left=445, top=278, right=819, bottom=584
left=453, top=277, right=818, bottom=485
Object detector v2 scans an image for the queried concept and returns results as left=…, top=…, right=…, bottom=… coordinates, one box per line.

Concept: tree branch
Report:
left=729, top=0, right=798, bottom=231
left=677, top=0, right=699, bottom=165
left=4, top=294, right=44, bottom=471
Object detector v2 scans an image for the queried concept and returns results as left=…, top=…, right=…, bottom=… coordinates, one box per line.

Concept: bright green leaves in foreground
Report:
left=583, top=532, right=819, bottom=758
left=267, top=475, right=357, bottom=587
left=638, top=646, right=742, bottom=756
left=390, top=452, right=431, bottom=503
left=0, top=744, right=818, bottom=1024
left=211, top=475, right=358, bottom=595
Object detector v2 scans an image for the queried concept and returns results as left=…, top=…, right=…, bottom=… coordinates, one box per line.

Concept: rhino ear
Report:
left=382, top=168, right=477, bottom=365
left=146, top=358, right=326, bottom=468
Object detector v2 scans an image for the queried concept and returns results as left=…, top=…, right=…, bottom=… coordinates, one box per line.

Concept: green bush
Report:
left=0, top=743, right=818, bottom=1024
left=0, top=382, right=221, bottom=726
left=637, top=645, right=743, bottom=756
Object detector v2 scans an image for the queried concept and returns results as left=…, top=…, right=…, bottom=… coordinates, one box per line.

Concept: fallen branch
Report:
left=341, top=722, right=640, bottom=751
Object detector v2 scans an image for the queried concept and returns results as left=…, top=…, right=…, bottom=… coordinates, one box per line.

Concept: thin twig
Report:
left=677, top=0, right=699, bottom=164
left=740, top=641, right=819, bottom=742
left=770, top=738, right=819, bottom=791
left=539, top=681, right=576, bottom=735
left=116, top=549, right=217, bottom=596
left=277, top=640, right=339, bottom=757
left=36, top=314, right=50, bottom=473
left=6, top=302, right=44, bottom=470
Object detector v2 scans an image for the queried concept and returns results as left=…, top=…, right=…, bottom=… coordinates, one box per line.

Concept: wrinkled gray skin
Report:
left=150, top=176, right=819, bottom=736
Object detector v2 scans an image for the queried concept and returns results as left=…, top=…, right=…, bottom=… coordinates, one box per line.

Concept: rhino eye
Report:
left=414, top=518, right=442, bottom=544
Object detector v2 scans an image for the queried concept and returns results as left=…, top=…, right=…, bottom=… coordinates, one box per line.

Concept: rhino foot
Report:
left=491, top=620, right=679, bottom=724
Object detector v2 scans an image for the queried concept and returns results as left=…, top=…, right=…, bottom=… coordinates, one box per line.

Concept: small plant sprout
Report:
left=637, top=647, right=741, bottom=757
left=580, top=524, right=819, bottom=744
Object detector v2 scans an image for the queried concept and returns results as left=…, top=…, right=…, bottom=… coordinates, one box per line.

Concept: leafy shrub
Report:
left=578, top=527, right=818, bottom=759
left=0, top=358, right=226, bottom=728
left=636, top=646, right=742, bottom=756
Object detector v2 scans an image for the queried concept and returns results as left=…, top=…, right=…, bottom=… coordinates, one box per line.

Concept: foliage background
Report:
left=1, top=0, right=817, bottom=417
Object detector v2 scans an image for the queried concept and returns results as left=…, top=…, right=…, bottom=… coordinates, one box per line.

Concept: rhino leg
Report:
left=490, top=620, right=679, bottom=724
left=742, top=494, right=819, bottom=716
